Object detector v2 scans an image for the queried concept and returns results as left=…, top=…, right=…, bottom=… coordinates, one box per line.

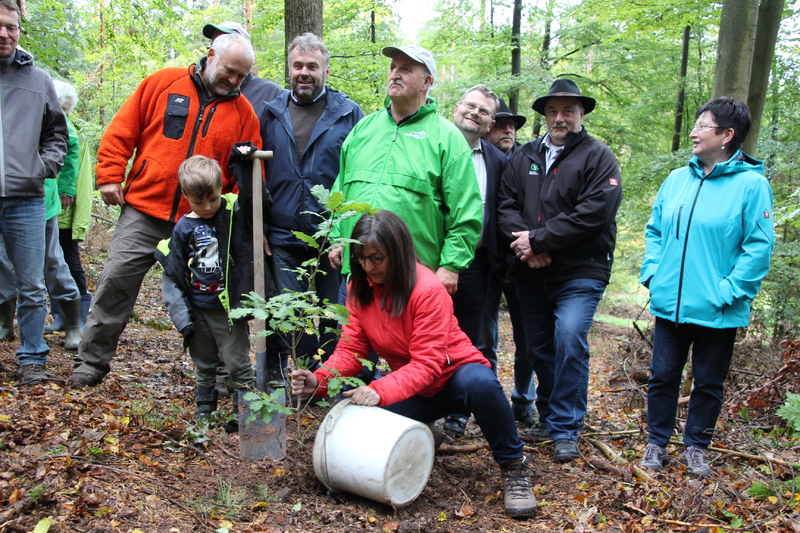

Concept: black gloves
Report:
left=230, top=141, right=258, bottom=161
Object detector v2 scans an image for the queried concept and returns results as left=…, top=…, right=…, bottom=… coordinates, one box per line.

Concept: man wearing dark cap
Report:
left=497, top=78, right=622, bottom=462
left=202, top=20, right=281, bottom=114
left=329, top=45, right=481, bottom=295
left=483, top=98, right=526, bottom=161
left=480, top=97, right=535, bottom=431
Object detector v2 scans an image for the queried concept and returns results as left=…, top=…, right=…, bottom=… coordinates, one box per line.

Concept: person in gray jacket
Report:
left=0, top=0, right=68, bottom=384
left=258, top=33, right=363, bottom=384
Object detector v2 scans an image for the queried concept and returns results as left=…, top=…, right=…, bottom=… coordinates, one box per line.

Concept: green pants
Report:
left=189, top=306, right=254, bottom=390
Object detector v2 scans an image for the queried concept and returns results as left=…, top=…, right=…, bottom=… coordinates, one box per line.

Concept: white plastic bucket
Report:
left=313, top=399, right=434, bottom=507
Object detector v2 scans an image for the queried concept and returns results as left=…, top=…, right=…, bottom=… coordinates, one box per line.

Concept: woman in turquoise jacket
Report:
left=639, top=97, right=773, bottom=477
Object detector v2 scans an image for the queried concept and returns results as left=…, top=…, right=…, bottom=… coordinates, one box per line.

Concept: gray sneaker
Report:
left=19, top=364, right=48, bottom=385
left=640, top=443, right=669, bottom=471
left=682, top=446, right=713, bottom=477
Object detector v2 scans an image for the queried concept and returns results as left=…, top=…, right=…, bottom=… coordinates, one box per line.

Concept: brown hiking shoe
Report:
left=66, top=372, right=102, bottom=387
left=501, top=457, right=537, bottom=518
left=19, top=364, right=49, bottom=384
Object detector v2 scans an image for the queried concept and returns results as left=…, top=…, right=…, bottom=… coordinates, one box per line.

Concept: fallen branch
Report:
left=668, top=440, right=799, bottom=469
left=585, top=437, right=654, bottom=483
left=439, top=442, right=488, bottom=454
left=624, top=503, right=746, bottom=530
left=162, top=493, right=216, bottom=532
left=208, top=436, right=242, bottom=460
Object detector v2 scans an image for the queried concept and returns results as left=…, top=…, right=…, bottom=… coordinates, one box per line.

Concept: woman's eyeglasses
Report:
left=356, top=254, right=387, bottom=266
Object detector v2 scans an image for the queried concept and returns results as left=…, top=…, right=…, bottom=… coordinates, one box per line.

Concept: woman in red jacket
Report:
left=291, top=210, right=536, bottom=518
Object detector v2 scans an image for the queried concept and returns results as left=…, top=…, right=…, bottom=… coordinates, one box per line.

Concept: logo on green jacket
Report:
left=404, top=131, right=427, bottom=140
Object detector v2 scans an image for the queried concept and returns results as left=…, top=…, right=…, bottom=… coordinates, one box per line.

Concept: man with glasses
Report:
left=329, top=45, right=481, bottom=296
left=498, top=79, right=622, bottom=462
left=442, top=85, right=507, bottom=436
left=0, top=0, right=68, bottom=384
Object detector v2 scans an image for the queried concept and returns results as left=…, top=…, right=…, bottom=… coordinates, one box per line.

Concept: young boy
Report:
left=156, top=153, right=269, bottom=422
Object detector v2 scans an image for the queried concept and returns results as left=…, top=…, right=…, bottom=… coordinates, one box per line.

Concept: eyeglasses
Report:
left=356, top=254, right=387, bottom=266
left=0, top=24, right=21, bottom=34
left=459, top=101, right=493, bottom=119
left=692, top=122, right=721, bottom=132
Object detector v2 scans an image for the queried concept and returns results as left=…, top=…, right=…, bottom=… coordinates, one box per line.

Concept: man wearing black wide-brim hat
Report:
left=497, top=78, right=622, bottom=464
left=483, top=98, right=526, bottom=161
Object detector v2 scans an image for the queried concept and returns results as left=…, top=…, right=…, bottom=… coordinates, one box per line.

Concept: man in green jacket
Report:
left=329, top=45, right=481, bottom=295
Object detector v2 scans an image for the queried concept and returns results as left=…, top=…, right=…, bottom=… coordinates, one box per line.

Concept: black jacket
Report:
left=497, top=128, right=622, bottom=283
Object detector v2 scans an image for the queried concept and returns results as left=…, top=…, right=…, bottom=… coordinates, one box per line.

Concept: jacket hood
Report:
left=688, top=150, right=764, bottom=179
left=13, top=47, right=33, bottom=66
left=267, top=85, right=349, bottom=113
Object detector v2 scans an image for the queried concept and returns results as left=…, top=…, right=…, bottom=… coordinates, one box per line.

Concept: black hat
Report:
left=495, top=99, right=527, bottom=129
left=532, top=78, right=596, bottom=115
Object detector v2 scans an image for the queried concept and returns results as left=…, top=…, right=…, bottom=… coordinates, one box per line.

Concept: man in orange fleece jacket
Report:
left=68, top=33, right=262, bottom=387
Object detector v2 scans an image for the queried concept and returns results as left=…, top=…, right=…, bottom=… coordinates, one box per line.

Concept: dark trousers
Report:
left=646, top=317, right=737, bottom=449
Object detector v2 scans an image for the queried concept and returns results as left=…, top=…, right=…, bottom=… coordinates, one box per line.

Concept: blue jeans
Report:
left=480, top=273, right=535, bottom=412
left=383, top=363, right=524, bottom=466
left=0, top=198, right=49, bottom=365
left=267, top=244, right=342, bottom=366
left=516, top=277, right=606, bottom=440
left=647, top=317, right=737, bottom=449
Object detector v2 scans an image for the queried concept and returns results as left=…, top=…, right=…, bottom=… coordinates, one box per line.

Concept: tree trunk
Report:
left=671, top=26, right=691, bottom=153
left=532, top=0, right=555, bottom=139
left=743, top=0, right=785, bottom=155
left=508, top=0, right=522, bottom=114
left=284, top=0, right=323, bottom=83
left=711, top=0, right=758, bottom=100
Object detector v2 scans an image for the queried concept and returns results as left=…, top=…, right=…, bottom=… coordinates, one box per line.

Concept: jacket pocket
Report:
left=164, top=94, right=191, bottom=140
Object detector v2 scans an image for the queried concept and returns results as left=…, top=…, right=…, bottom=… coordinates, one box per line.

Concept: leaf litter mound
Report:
left=2, top=271, right=800, bottom=532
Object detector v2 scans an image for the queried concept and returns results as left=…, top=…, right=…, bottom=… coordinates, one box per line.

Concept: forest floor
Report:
left=2, top=226, right=800, bottom=532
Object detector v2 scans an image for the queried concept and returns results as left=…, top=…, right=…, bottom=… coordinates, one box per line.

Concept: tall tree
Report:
left=711, top=0, right=758, bottom=100
left=671, top=26, right=691, bottom=152
left=508, top=0, right=521, bottom=113
left=284, top=0, right=323, bottom=82
left=744, top=0, right=785, bottom=155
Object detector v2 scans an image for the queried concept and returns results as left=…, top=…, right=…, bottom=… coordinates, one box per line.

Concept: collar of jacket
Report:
left=191, top=56, right=242, bottom=100
left=688, top=149, right=765, bottom=179
left=382, top=94, right=438, bottom=125
left=521, top=126, right=588, bottom=160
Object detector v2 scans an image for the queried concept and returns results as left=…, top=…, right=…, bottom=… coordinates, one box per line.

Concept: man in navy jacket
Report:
left=258, top=33, right=363, bottom=384
left=444, top=85, right=508, bottom=435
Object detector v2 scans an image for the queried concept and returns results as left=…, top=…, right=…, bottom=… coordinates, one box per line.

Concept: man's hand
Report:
left=343, top=385, right=381, bottom=406
left=99, top=183, right=125, bottom=206
left=526, top=251, right=552, bottom=269
left=263, top=236, right=271, bottom=257
left=510, top=231, right=533, bottom=260
left=436, top=267, right=459, bottom=295
left=59, top=194, right=74, bottom=210
left=511, top=231, right=551, bottom=269
left=329, top=246, right=343, bottom=271
left=291, top=369, right=319, bottom=396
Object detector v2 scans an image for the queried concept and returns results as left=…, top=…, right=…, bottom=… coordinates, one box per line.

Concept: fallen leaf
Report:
left=382, top=520, right=400, bottom=532
left=32, top=517, right=51, bottom=533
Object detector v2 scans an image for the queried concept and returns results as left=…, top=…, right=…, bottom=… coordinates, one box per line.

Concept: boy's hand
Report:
left=231, top=141, right=258, bottom=161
